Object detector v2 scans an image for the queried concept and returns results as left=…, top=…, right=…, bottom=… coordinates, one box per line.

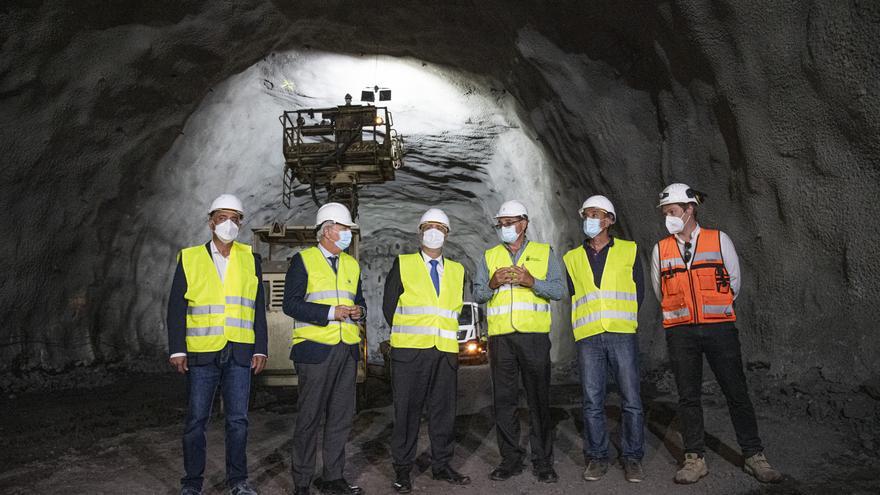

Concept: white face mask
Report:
left=665, top=212, right=690, bottom=235
left=583, top=218, right=603, bottom=238
left=421, top=228, right=445, bottom=249
left=499, top=225, right=519, bottom=244
left=214, top=219, right=239, bottom=244
left=334, top=229, right=352, bottom=250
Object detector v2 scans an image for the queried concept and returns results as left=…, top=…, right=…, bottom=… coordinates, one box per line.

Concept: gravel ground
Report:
left=1, top=365, right=878, bottom=494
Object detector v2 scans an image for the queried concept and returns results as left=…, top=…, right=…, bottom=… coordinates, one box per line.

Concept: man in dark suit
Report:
left=167, top=194, right=267, bottom=495
left=284, top=202, right=367, bottom=495
left=382, top=208, right=470, bottom=493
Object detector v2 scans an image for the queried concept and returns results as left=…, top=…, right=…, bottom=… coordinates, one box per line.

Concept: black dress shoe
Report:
left=392, top=470, right=412, bottom=494
left=533, top=464, right=559, bottom=483
left=489, top=463, right=524, bottom=481
left=432, top=465, right=471, bottom=485
left=316, top=478, right=363, bottom=495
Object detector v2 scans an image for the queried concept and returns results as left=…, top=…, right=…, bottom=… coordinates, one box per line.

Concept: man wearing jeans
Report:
left=652, top=183, right=782, bottom=484
left=563, top=195, right=645, bottom=483
left=167, top=194, right=267, bottom=495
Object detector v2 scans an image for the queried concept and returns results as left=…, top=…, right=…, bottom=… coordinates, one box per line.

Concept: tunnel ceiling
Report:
left=1, top=1, right=879, bottom=391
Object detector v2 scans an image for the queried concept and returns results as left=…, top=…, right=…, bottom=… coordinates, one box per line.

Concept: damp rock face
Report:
left=1, top=1, right=878, bottom=390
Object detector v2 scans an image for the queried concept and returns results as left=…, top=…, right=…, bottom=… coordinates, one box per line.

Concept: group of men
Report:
left=166, top=183, right=783, bottom=495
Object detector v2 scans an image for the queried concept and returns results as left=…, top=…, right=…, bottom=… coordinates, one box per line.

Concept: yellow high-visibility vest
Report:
left=180, top=242, right=258, bottom=352
left=391, top=253, right=464, bottom=353
left=485, top=241, right=552, bottom=336
left=292, top=246, right=361, bottom=346
left=563, top=239, right=638, bottom=341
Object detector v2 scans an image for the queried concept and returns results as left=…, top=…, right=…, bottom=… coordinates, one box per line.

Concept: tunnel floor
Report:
left=1, top=366, right=878, bottom=494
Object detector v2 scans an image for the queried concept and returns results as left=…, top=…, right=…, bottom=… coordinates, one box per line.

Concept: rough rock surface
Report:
left=1, top=1, right=878, bottom=396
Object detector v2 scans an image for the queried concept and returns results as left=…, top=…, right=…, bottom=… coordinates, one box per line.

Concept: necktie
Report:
left=329, top=256, right=338, bottom=273
left=429, top=259, right=440, bottom=295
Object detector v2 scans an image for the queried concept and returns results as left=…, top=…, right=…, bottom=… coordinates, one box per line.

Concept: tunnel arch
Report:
left=1, top=1, right=878, bottom=391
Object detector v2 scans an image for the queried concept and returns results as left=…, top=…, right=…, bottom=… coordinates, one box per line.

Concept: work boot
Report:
left=623, top=459, right=644, bottom=483
left=743, top=452, right=783, bottom=483
left=582, top=459, right=609, bottom=481
left=229, top=480, right=258, bottom=495
left=674, top=453, right=708, bottom=484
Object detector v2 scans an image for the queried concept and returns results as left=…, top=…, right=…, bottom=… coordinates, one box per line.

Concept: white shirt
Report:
left=650, top=224, right=741, bottom=302
left=316, top=244, right=343, bottom=321
left=421, top=250, right=444, bottom=285
left=210, top=240, right=230, bottom=282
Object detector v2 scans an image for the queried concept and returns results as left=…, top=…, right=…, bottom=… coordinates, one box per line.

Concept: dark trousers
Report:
left=489, top=332, right=553, bottom=468
left=391, top=347, right=459, bottom=472
left=291, top=343, right=357, bottom=487
left=665, top=323, right=763, bottom=457
left=182, top=345, right=252, bottom=490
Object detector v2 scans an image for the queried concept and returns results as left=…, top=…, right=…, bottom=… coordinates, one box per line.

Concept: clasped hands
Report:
left=489, top=265, right=535, bottom=289
left=334, top=305, right=363, bottom=321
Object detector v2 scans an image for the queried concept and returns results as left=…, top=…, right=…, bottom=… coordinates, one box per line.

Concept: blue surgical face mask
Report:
left=334, top=229, right=352, bottom=250
left=583, top=218, right=602, bottom=238
left=499, top=224, right=519, bottom=244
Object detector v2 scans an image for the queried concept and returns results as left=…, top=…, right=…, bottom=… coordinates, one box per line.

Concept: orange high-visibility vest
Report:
left=658, top=228, right=736, bottom=328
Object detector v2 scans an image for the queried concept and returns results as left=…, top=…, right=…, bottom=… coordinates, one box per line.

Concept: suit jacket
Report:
left=166, top=242, right=268, bottom=366
left=282, top=250, right=366, bottom=364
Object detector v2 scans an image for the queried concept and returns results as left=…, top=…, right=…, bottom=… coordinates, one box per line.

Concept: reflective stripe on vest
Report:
left=485, top=242, right=552, bottom=336
left=563, top=239, right=638, bottom=341
left=658, top=228, right=736, bottom=328
left=181, top=242, right=258, bottom=352
left=292, top=246, right=361, bottom=346
left=391, top=253, right=464, bottom=353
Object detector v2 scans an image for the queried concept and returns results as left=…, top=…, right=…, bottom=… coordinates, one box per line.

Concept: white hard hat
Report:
left=580, top=195, right=616, bottom=221
left=494, top=200, right=529, bottom=219
left=419, top=208, right=450, bottom=231
left=657, top=183, right=705, bottom=207
left=315, top=202, right=356, bottom=227
left=209, top=194, right=244, bottom=217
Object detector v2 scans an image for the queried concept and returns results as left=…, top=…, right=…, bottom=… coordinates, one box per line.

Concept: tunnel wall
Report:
left=1, top=1, right=878, bottom=391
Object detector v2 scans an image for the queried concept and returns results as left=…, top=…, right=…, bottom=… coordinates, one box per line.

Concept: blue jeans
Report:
left=181, top=346, right=252, bottom=490
left=577, top=332, right=644, bottom=461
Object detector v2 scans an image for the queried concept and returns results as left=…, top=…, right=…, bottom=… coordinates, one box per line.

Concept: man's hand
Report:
left=511, top=266, right=535, bottom=288
left=169, top=356, right=188, bottom=374
left=251, top=355, right=267, bottom=375
left=349, top=305, right=363, bottom=320
left=334, top=306, right=352, bottom=321
left=489, top=267, right=513, bottom=289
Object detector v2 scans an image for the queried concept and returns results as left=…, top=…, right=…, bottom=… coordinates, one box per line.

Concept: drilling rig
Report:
left=252, top=95, right=405, bottom=405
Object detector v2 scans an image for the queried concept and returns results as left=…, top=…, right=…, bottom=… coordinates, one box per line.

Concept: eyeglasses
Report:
left=494, top=218, right=523, bottom=230
left=683, top=242, right=692, bottom=264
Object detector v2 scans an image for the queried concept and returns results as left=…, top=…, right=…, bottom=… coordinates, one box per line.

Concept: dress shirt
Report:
left=210, top=239, right=229, bottom=282
left=421, top=250, right=444, bottom=282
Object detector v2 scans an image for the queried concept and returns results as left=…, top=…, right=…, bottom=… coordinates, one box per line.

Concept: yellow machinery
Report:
left=251, top=223, right=368, bottom=402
